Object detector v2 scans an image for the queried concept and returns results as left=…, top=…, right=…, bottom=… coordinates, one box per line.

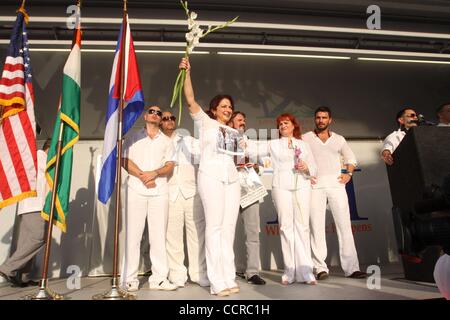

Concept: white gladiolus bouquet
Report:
left=170, top=1, right=238, bottom=124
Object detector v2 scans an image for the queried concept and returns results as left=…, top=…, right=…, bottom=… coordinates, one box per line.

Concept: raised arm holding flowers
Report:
left=170, top=1, right=238, bottom=124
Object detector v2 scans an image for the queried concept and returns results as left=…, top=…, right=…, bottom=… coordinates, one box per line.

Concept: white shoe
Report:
left=123, top=281, right=139, bottom=292
left=149, top=279, right=178, bottom=291
left=173, top=281, right=186, bottom=288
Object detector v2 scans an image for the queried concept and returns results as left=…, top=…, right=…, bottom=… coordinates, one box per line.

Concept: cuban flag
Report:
left=98, top=14, right=144, bottom=204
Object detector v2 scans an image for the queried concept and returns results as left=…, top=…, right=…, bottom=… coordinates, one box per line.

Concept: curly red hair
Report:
left=276, top=113, right=302, bottom=139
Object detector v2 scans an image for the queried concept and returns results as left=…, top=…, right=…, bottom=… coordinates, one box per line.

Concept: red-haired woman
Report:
left=179, top=58, right=242, bottom=297
left=247, top=113, right=317, bottom=285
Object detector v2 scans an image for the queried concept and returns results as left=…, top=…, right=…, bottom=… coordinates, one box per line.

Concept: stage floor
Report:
left=0, top=264, right=442, bottom=300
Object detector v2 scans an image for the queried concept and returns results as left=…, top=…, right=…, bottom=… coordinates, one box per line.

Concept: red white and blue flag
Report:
left=0, top=8, right=38, bottom=209
left=98, top=14, right=145, bottom=204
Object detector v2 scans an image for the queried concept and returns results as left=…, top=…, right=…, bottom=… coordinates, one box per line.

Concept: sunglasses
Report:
left=148, top=109, right=162, bottom=117
left=162, top=116, right=176, bottom=122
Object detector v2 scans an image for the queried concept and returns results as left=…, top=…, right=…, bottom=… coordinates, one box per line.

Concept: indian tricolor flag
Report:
left=41, top=18, right=81, bottom=232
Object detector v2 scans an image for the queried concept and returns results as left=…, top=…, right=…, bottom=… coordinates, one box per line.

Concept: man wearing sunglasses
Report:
left=160, top=111, right=209, bottom=288
left=381, top=108, right=418, bottom=166
left=121, top=105, right=177, bottom=292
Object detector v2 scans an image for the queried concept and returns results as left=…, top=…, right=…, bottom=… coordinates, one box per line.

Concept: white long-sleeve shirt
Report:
left=167, top=130, right=200, bottom=202
left=18, top=150, right=49, bottom=215
left=382, top=129, right=406, bottom=154
left=122, top=128, right=175, bottom=196
left=302, top=131, right=357, bottom=189
left=247, top=137, right=317, bottom=190
left=191, top=108, right=242, bottom=183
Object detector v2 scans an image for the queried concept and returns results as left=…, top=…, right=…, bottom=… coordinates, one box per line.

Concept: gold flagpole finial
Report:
left=20, top=0, right=26, bottom=10
left=124, top=0, right=127, bottom=12
left=77, top=0, right=82, bottom=8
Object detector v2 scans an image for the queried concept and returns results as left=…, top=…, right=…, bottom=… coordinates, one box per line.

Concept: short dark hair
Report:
left=314, top=106, right=332, bottom=118
left=146, top=105, right=161, bottom=111
left=436, top=103, right=450, bottom=116
left=42, top=139, right=51, bottom=151
left=395, top=107, right=415, bottom=125
left=229, top=111, right=246, bottom=122
left=208, top=94, right=234, bottom=119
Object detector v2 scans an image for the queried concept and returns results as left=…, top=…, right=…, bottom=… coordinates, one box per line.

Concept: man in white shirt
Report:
left=436, top=103, right=450, bottom=127
left=0, top=139, right=50, bottom=287
left=228, top=111, right=266, bottom=285
left=120, top=105, right=177, bottom=292
left=160, top=110, right=209, bottom=288
left=381, top=108, right=418, bottom=165
left=303, top=106, right=366, bottom=280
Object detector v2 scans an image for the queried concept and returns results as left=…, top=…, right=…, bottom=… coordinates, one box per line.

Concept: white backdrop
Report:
left=0, top=139, right=398, bottom=283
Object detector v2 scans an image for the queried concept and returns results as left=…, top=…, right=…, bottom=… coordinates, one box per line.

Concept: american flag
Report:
left=0, top=8, right=38, bottom=209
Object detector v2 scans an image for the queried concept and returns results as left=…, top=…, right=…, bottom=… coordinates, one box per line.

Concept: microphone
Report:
left=410, top=114, right=436, bottom=126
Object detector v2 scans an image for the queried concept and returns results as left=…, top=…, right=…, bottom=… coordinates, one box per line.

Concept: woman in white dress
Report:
left=179, top=58, right=242, bottom=296
left=246, top=113, right=317, bottom=285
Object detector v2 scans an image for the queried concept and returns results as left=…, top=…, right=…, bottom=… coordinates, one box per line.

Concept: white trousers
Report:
left=272, top=187, right=315, bottom=283
left=121, top=190, right=169, bottom=286
left=198, top=173, right=240, bottom=294
left=166, top=193, right=208, bottom=284
left=434, top=254, right=450, bottom=300
left=310, top=187, right=360, bottom=276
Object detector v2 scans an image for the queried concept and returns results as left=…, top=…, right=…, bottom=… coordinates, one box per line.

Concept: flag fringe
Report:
left=0, top=190, right=36, bottom=209
left=40, top=207, right=67, bottom=233
left=0, top=103, right=25, bottom=119
left=45, top=113, right=80, bottom=171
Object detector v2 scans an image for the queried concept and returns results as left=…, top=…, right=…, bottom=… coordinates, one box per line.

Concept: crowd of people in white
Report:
left=1, top=58, right=449, bottom=299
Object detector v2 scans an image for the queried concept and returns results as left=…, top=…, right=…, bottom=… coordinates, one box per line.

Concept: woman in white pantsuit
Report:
left=247, top=113, right=317, bottom=285
left=179, top=58, right=242, bottom=297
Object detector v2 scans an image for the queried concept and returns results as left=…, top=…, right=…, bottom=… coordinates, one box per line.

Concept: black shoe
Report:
left=236, top=272, right=246, bottom=280
left=347, top=271, right=368, bottom=279
left=20, top=280, right=39, bottom=287
left=316, top=271, right=329, bottom=280
left=247, top=275, right=266, bottom=285
left=0, top=271, right=22, bottom=287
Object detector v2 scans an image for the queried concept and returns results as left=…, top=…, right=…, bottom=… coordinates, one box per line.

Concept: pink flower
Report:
left=294, top=146, right=301, bottom=158
left=294, top=146, right=301, bottom=171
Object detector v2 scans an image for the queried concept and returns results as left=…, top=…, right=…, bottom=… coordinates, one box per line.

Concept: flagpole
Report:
left=93, top=0, right=135, bottom=300
left=30, top=122, right=64, bottom=300
left=19, top=0, right=62, bottom=301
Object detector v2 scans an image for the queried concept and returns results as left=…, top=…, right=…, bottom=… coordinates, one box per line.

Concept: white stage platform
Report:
left=0, top=264, right=443, bottom=300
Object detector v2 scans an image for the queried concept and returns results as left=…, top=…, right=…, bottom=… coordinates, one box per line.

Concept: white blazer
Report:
left=191, top=109, right=242, bottom=184
left=248, top=137, right=317, bottom=190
